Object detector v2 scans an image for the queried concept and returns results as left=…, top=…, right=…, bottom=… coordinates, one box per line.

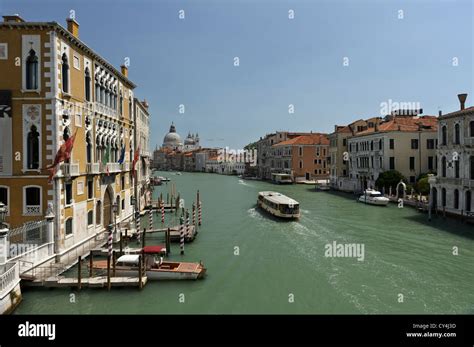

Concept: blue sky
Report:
left=1, top=0, right=473, bottom=149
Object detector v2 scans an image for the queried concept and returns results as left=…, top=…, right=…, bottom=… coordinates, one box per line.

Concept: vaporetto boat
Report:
left=358, top=189, right=390, bottom=206
left=257, top=191, right=300, bottom=219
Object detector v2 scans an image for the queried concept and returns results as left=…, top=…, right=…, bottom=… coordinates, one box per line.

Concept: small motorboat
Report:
left=257, top=191, right=300, bottom=219
left=91, top=246, right=206, bottom=280
left=358, top=189, right=389, bottom=206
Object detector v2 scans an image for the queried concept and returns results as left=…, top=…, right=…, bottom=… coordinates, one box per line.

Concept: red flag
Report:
left=132, top=146, right=140, bottom=178
left=48, top=131, right=77, bottom=182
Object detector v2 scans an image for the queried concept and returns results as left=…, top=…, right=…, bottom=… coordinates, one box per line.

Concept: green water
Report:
left=15, top=172, right=474, bottom=314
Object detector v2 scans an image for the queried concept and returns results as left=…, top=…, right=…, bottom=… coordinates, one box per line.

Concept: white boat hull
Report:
left=358, top=197, right=389, bottom=206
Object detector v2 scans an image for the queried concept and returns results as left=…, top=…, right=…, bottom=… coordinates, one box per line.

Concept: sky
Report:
left=1, top=0, right=473, bottom=149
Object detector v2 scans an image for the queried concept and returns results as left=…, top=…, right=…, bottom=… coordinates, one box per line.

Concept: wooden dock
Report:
left=24, top=275, right=147, bottom=288
left=147, top=225, right=197, bottom=242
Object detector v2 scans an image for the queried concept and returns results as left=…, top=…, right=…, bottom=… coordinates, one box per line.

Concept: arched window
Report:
left=95, top=83, right=100, bottom=103
left=470, top=121, right=474, bottom=138
left=0, top=186, right=9, bottom=215
left=441, top=126, right=447, bottom=146
left=86, top=133, right=92, bottom=163
left=441, top=156, right=446, bottom=177
left=116, top=195, right=121, bottom=216
left=85, top=68, right=91, bottom=101
left=119, top=93, right=123, bottom=114
left=26, top=49, right=38, bottom=90
left=96, top=200, right=102, bottom=224
left=27, top=125, right=39, bottom=169
left=454, top=160, right=460, bottom=178
left=24, top=186, right=41, bottom=215
left=441, top=188, right=446, bottom=207
left=454, top=123, right=460, bottom=145
left=101, top=86, right=105, bottom=105
left=61, top=53, right=69, bottom=93
left=471, top=156, right=474, bottom=180
left=454, top=189, right=459, bottom=209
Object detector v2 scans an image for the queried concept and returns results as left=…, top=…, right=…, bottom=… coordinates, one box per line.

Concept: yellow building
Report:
left=0, top=14, right=142, bottom=262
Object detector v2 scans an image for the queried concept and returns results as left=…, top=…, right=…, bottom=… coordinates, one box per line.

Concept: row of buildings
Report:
left=152, top=123, right=256, bottom=174
left=0, top=15, right=151, bottom=264
left=252, top=94, right=473, bottom=216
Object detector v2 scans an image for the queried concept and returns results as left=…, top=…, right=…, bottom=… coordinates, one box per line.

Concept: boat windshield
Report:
left=279, top=204, right=299, bottom=214
left=369, top=193, right=383, bottom=197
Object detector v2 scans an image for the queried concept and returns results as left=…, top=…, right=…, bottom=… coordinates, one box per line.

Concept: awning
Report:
left=143, top=245, right=166, bottom=254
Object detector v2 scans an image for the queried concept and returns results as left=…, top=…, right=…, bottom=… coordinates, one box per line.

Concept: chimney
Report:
left=458, top=93, right=467, bottom=110
left=121, top=65, right=128, bottom=78
left=375, top=123, right=379, bottom=132
left=66, top=18, right=79, bottom=38
left=438, top=110, right=442, bottom=117
left=3, top=14, right=25, bottom=23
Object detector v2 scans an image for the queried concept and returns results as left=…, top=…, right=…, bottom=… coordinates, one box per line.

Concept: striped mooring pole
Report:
left=136, top=210, right=141, bottom=244
left=197, top=190, right=202, bottom=226
left=149, top=205, right=153, bottom=231
left=192, top=202, right=196, bottom=227
left=179, top=216, right=185, bottom=255
left=185, top=209, right=189, bottom=241
left=107, top=225, right=113, bottom=258
left=161, top=202, right=165, bottom=224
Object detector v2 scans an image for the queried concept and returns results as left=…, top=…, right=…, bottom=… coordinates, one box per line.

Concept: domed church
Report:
left=162, top=122, right=200, bottom=151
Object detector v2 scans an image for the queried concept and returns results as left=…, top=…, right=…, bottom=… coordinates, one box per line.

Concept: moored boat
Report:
left=257, top=191, right=300, bottom=219
left=91, top=246, right=206, bottom=280
left=358, top=189, right=389, bottom=206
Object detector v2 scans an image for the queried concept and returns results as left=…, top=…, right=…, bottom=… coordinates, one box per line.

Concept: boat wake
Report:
left=238, top=180, right=251, bottom=187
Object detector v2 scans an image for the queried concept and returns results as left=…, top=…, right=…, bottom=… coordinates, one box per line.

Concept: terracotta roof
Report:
left=440, top=106, right=474, bottom=119
left=274, top=134, right=329, bottom=146
left=355, top=116, right=438, bottom=136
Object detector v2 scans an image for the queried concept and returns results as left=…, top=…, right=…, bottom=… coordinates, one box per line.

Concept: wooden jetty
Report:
left=147, top=225, right=197, bottom=242
left=36, top=276, right=148, bottom=288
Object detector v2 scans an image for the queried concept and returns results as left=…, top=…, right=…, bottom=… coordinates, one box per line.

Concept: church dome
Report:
left=163, top=122, right=182, bottom=148
left=184, top=132, right=195, bottom=145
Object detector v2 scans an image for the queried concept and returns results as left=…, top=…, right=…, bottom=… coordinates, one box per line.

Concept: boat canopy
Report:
left=259, top=191, right=299, bottom=206
left=117, top=254, right=140, bottom=264
left=143, top=245, right=166, bottom=254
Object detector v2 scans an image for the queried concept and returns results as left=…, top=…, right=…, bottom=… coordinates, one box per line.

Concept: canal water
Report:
left=16, top=172, right=474, bottom=314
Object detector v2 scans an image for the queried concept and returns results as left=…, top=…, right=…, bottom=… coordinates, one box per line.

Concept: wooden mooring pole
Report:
left=119, top=232, right=123, bottom=256
left=77, top=256, right=82, bottom=291
left=112, top=251, right=116, bottom=277
left=166, top=227, right=171, bottom=255
left=138, top=254, right=143, bottom=290
left=89, top=251, right=93, bottom=277
left=107, top=255, right=111, bottom=291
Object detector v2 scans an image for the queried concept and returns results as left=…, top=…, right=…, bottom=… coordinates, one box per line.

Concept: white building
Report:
left=432, top=94, right=474, bottom=215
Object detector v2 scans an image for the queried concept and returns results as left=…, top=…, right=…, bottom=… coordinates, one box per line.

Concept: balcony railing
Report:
left=106, top=163, right=121, bottom=173
left=462, top=178, right=474, bottom=188
left=86, top=163, right=100, bottom=174
left=465, top=138, right=474, bottom=147
left=60, top=163, right=80, bottom=177
left=0, top=262, right=20, bottom=299
left=24, top=205, right=41, bottom=216
left=94, top=102, right=118, bottom=118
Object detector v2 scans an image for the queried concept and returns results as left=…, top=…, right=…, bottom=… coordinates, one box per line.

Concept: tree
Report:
left=244, top=142, right=257, bottom=151
left=375, top=170, right=406, bottom=191
left=415, top=177, right=430, bottom=195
